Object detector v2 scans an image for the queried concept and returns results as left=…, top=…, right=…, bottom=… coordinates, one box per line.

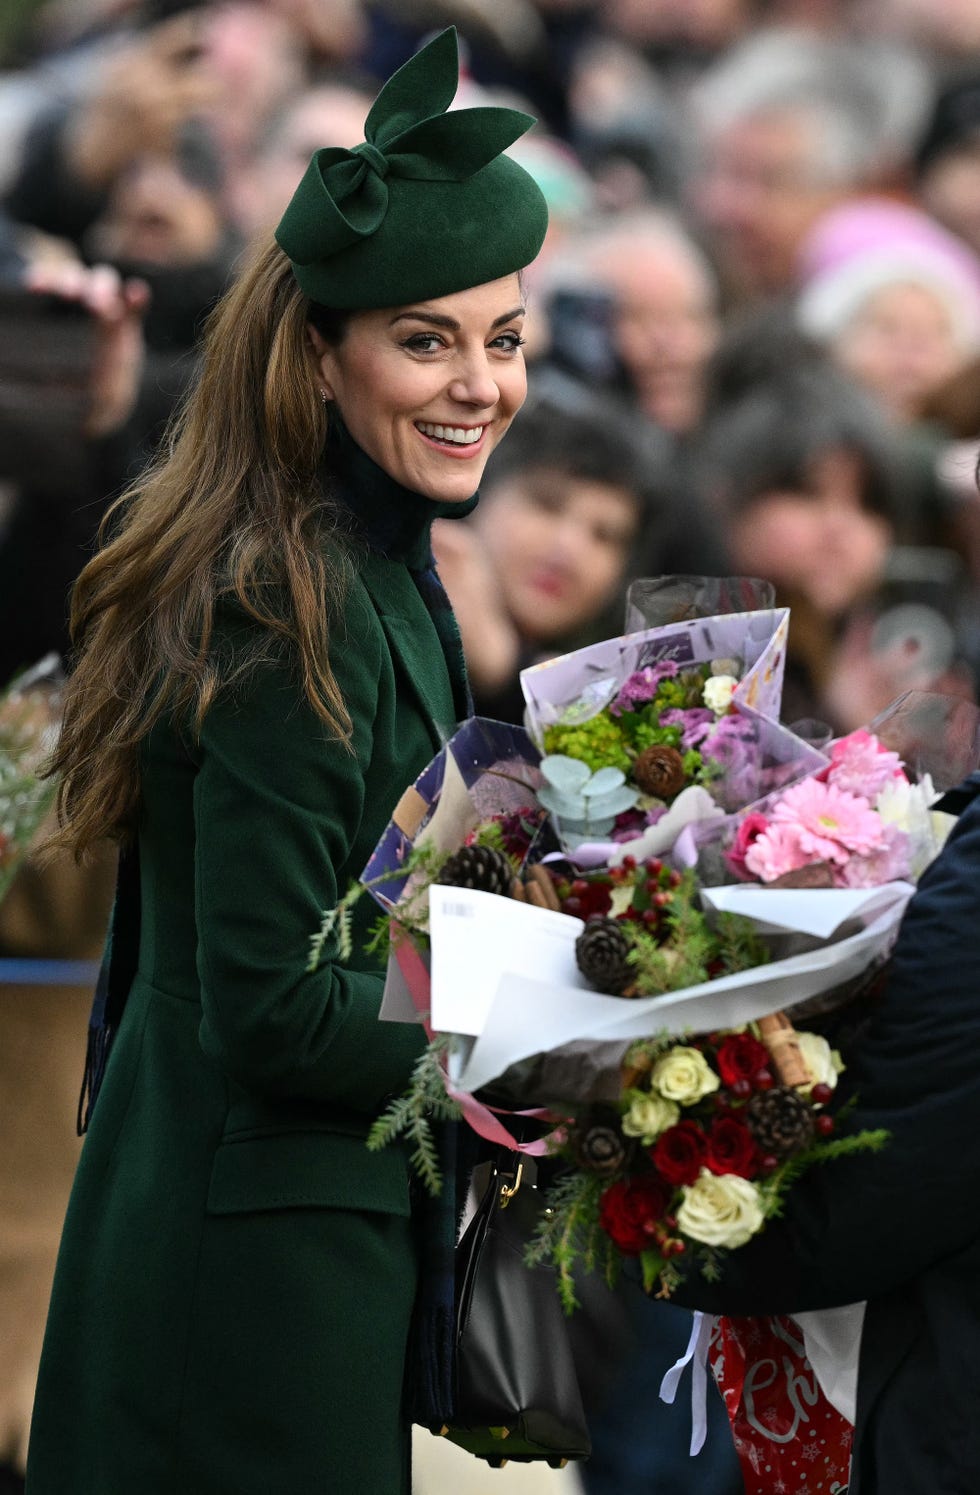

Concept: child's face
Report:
left=476, top=468, right=640, bottom=642
left=835, top=280, right=965, bottom=422
left=728, top=447, right=892, bottom=617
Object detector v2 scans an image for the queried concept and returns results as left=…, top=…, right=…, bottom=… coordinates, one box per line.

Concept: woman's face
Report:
left=475, top=468, right=640, bottom=642
left=834, top=281, right=965, bottom=421
left=312, top=275, right=528, bottom=503
left=728, top=448, right=891, bottom=618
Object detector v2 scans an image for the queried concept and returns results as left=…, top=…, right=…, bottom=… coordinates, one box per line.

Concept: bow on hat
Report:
left=276, top=28, right=535, bottom=269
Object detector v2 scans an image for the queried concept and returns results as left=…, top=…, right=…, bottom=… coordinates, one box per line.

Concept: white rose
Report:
left=676, top=1169, right=765, bottom=1249
left=795, top=1031, right=840, bottom=1093
left=703, top=674, right=738, bottom=716
left=651, top=1046, right=720, bottom=1105
left=621, top=1093, right=680, bottom=1144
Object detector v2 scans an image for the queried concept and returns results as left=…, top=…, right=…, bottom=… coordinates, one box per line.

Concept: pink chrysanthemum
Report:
left=610, top=662, right=679, bottom=715
left=769, top=778, right=885, bottom=862
left=836, top=822, right=912, bottom=887
left=826, top=730, right=907, bottom=799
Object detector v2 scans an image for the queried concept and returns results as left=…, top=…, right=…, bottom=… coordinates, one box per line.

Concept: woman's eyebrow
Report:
left=389, top=306, right=526, bottom=331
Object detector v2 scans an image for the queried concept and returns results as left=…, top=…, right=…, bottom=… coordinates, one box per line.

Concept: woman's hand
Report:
left=431, top=519, right=521, bottom=694
left=23, top=260, right=149, bottom=437
left=65, top=13, right=219, bottom=192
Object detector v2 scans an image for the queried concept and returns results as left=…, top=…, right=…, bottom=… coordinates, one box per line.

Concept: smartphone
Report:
left=0, top=286, right=98, bottom=489
left=545, top=285, right=632, bottom=396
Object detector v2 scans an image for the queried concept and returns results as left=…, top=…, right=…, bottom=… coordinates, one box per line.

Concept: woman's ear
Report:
left=306, top=323, right=335, bottom=400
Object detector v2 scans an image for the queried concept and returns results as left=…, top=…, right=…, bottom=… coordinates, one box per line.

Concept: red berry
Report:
left=570, top=879, right=589, bottom=897
left=644, top=878, right=659, bottom=895
left=642, top=908, right=659, bottom=926
left=731, top=1078, right=752, bottom=1100
left=645, top=858, right=663, bottom=876
left=815, top=1114, right=835, bottom=1137
left=753, top=1069, right=774, bottom=1091
left=669, top=870, right=683, bottom=887
left=811, top=1082, right=834, bottom=1105
left=760, top=1154, right=780, bottom=1174
left=621, top=855, right=637, bottom=871
left=563, top=897, right=582, bottom=916
left=654, top=890, right=672, bottom=907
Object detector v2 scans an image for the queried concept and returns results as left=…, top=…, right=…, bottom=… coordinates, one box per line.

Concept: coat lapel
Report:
left=358, top=555, right=457, bottom=751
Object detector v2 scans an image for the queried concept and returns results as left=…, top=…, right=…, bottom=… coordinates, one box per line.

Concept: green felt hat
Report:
left=275, top=27, right=549, bottom=309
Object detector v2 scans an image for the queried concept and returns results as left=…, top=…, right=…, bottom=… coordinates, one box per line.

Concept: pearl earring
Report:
left=319, top=389, right=328, bottom=402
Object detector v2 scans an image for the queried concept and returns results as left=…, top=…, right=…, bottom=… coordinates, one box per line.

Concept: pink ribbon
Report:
left=393, top=929, right=560, bottom=1156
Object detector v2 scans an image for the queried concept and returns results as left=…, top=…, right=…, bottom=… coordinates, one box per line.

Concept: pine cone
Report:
left=570, top=1109, right=629, bottom=1177
left=745, top=1087, right=815, bottom=1156
left=633, top=744, right=687, bottom=798
left=436, top=845, right=514, bottom=897
left=576, top=917, right=634, bottom=995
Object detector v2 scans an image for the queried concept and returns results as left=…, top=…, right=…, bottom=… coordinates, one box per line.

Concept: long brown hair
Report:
left=48, top=238, right=352, bottom=858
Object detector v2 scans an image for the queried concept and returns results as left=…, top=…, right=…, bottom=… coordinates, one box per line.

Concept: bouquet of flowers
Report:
left=325, top=562, right=979, bottom=1491
left=334, top=601, right=912, bottom=1281
left=0, top=656, right=61, bottom=907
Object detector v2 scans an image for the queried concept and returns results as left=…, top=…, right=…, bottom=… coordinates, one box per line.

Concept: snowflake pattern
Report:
left=715, top=1316, right=854, bottom=1495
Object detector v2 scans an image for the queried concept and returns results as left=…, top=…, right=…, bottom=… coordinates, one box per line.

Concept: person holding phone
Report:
left=26, top=31, right=547, bottom=1494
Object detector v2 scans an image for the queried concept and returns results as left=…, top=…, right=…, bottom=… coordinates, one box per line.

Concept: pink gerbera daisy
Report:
left=769, top=778, right=885, bottom=863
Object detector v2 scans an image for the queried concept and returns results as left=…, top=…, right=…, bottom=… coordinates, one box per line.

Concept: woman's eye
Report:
left=402, top=333, right=445, bottom=354
left=490, top=331, right=526, bottom=353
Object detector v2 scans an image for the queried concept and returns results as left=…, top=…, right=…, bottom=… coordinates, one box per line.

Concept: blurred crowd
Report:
left=4, top=0, right=980, bottom=1491
left=4, top=0, right=980, bottom=733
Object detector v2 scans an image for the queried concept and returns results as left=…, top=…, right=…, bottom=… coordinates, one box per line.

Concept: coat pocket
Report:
left=206, top=1127, right=411, bottom=1217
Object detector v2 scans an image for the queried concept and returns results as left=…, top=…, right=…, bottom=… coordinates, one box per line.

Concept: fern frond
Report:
left=366, top=1037, right=462, bottom=1195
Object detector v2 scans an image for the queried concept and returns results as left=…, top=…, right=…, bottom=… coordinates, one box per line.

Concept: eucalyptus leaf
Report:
left=588, top=785, right=640, bottom=817
left=537, top=786, right=582, bottom=817
left=540, top=754, right=592, bottom=793
left=582, top=767, right=627, bottom=797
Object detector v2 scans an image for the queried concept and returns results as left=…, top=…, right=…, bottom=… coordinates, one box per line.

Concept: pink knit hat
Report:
left=797, top=197, right=980, bottom=350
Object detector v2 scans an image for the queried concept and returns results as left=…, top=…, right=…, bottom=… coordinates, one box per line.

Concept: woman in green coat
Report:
left=26, top=31, right=547, bottom=1495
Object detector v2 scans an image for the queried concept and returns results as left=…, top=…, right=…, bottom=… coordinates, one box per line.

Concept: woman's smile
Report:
left=414, top=420, right=489, bottom=454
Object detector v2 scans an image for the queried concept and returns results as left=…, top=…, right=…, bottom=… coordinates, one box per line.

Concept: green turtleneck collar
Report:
left=324, top=411, right=480, bottom=570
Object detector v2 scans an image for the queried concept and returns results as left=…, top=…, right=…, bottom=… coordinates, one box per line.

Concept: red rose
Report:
left=705, top=1115, right=761, bottom=1179
left=715, top=1033, right=770, bottom=1088
left=598, top=1175, right=671, bottom=1256
left=652, top=1121, right=708, bottom=1187
left=726, top=812, right=770, bottom=879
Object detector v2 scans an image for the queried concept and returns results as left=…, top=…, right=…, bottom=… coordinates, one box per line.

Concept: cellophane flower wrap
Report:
left=334, top=575, right=976, bottom=1306
left=0, top=656, right=61, bottom=906
left=333, top=588, right=978, bottom=1495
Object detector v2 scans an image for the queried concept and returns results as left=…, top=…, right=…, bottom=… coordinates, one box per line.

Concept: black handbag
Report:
left=432, top=1153, right=592, bottom=1468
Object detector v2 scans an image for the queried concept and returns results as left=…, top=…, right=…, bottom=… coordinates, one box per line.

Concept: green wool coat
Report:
left=26, top=550, right=459, bottom=1494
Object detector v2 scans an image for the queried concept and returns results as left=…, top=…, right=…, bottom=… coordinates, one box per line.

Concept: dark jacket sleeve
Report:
left=190, top=591, right=425, bottom=1111
left=674, top=780, right=980, bottom=1315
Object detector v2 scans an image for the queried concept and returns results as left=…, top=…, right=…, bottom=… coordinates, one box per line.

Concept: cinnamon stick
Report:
left=757, top=1011, right=811, bottom=1087
left=525, top=863, right=562, bottom=911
